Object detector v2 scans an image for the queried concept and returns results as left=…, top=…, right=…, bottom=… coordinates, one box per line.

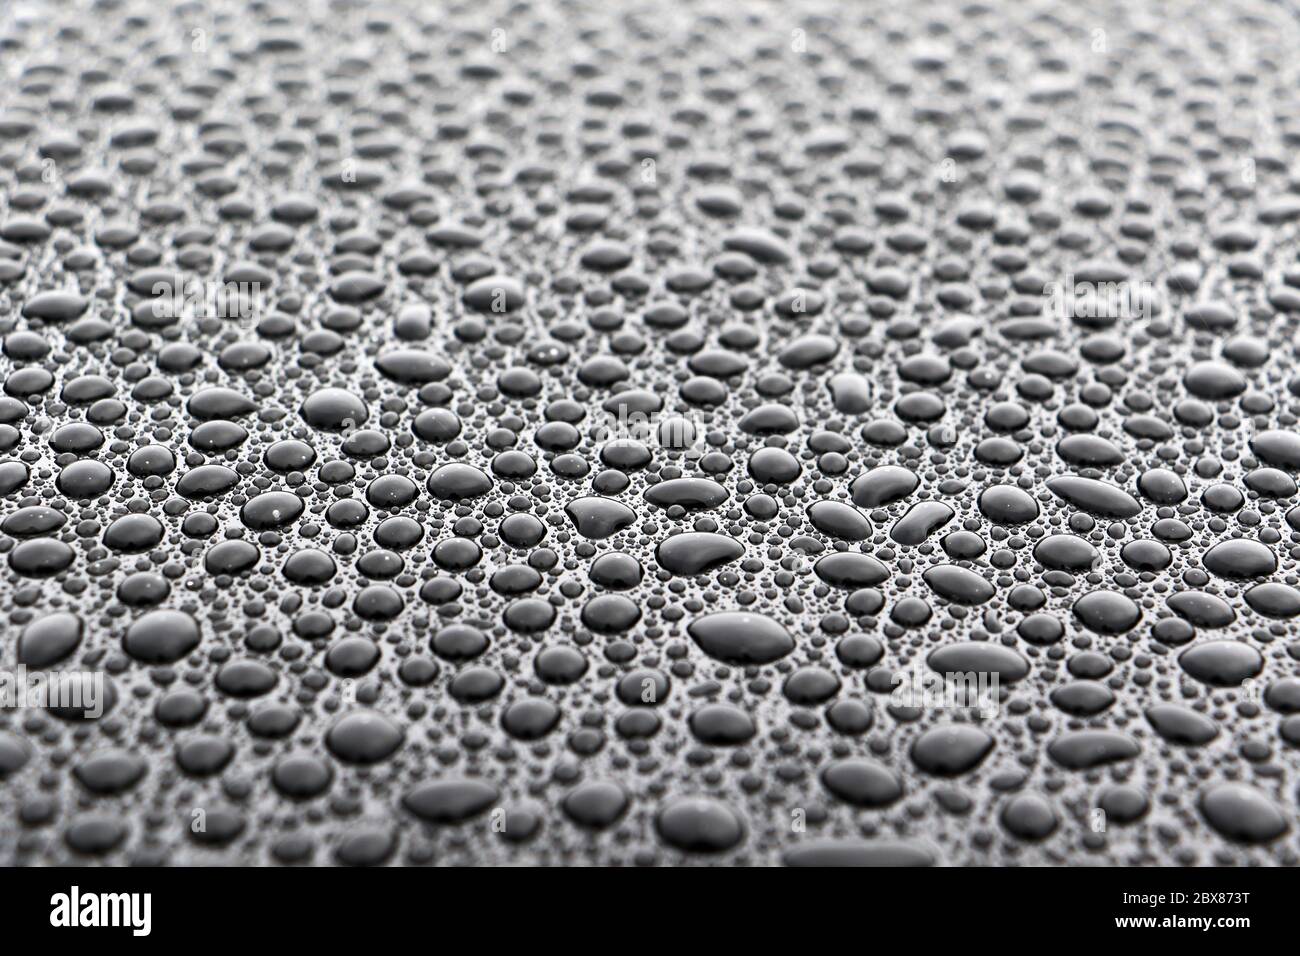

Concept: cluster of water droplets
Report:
left=0, top=0, right=1299, bottom=864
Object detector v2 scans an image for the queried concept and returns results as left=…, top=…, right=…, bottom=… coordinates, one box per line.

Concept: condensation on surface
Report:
left=0, top=0, right=1299, bottom=866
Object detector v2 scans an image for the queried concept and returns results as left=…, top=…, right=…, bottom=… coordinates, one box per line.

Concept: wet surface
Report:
left=0, top=0, right=1299, bottom=865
